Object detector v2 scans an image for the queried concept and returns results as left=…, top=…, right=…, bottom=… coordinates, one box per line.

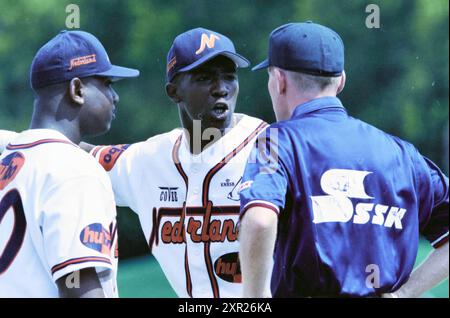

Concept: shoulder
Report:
left=353, top=117, right=420, bottom=155
left=235, top=113, right=267, bottom=129
left=129, top=128, right=184, bottom=157
left=143, top=128, right=184, bottom=148
left=233, top=113, right=268, bottom=139
left=91, top=128, right=184, bottom=171
left=57, top=144, right=108, bottom=176
left=38, top=142, right=112, bottom=190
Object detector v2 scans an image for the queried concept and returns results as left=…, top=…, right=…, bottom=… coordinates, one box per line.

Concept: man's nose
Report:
left=211, top=78, right=228, bottom=98
left=112, top=88, right=120, bottom=104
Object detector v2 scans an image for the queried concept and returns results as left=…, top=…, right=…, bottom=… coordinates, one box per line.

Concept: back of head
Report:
left=253, top=21, right=345, bottom=93
left=251, top=21, right=346, bottom=121
left=29, top=30, right=139, bottom=140
left=253, top=21, right=344, bottom=75
left=30, top=30, right=139, bottom=92
left=286, top=70, right=342, bottom=94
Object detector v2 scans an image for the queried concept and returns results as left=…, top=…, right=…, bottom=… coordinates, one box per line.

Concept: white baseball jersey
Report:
left=0, top=130, right=18, bottom=153
left=0, top=129, right=118, bottom=297
left=90, top=113, right=271, bottom=298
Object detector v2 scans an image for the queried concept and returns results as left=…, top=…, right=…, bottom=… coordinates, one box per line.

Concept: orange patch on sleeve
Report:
left=98, top=144, right=130, bottom=171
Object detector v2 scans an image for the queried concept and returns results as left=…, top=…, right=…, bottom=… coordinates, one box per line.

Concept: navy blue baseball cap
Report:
left=252, top=22, right=344, bottom=77
left=166, top=27, right=250, bottom=82
left=30, top=30, right=139, bottom=90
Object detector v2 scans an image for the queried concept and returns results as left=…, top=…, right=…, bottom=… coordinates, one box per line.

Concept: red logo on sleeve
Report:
left=98, top=144, right=130, bottom=171
left=0, top=152, right=25, bottom=190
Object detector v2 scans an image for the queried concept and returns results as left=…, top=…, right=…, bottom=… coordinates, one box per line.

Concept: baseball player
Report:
left=79, top=28, right=271, bottom=298
left=0, top=30, right=139, bottom=297
left=239, top=22, right=449, bottom=297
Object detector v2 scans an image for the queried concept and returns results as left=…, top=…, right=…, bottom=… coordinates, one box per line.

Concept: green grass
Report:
left=117, top=239, right=449, bottom=298
left=118, top=253, right=177, bottom=298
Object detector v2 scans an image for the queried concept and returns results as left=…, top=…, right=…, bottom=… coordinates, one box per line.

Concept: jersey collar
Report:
left=6, top=129, right=78, bottom=151
left=291, top=96, right=346, bottom=119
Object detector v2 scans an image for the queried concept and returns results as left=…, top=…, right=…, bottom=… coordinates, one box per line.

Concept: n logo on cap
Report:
left=195, top=33, right=220, bottom=55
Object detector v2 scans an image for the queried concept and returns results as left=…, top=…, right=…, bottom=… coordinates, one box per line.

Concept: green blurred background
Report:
left=0, top=0, right=448, bottom=297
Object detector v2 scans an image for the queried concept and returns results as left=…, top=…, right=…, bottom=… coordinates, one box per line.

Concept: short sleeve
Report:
left=239, top=126, right=289, bottom=218
left=41, top=176, right=117, bottom=282
left=0, top=130, right=19, bottom=153
left=90, top=144, right=136, bottom=207
left=417, top=156, right=449, bottom=248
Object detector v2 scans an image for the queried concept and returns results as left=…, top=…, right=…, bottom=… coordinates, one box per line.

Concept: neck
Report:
left=181, top=114, right=237, bottom=155
left=287, top=91, right=337, bottom=118
left=30, top=100, right=81, bottom=144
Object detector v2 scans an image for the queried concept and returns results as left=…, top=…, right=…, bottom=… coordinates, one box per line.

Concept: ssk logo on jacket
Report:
left=310, top=169, right=407, bottom=229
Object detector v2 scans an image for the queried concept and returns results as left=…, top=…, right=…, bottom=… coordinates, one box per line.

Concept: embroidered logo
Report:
left=69, top=54, right=96, bottom=70
left=195, top=33, right=220, bottom=55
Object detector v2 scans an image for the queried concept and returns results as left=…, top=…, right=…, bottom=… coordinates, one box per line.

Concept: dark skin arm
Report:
left=56, top=268, right=105, bottom=298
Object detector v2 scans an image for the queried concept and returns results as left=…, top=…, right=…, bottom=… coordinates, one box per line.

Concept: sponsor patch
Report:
left=238, top=180, right=253, bottom=193
left=214, top=252, right=241, bottom=283
left=159, top=187, right=179, bottom=202
left=80, top=223, right=112, bottom=256
left=98, top=144, right=130, bottom=171
left=0, top=152, right=25, bottom=190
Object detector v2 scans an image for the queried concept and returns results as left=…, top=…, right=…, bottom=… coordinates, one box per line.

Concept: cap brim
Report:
left=251, top=59, right=269, bottom=71
left=96, top=65, right=140, bottom=80
left=179, top=51, right=250, bottom=73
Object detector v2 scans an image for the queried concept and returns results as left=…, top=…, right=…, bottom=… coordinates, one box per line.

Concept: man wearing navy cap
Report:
left=239, top=22, right=449, bottom=297
left=77, top=27, right=271, bottom=298
left=0, top=30, right=138, bottom=297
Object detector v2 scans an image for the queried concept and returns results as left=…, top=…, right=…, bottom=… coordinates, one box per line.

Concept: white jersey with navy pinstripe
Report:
left=90, top=113, right=271, bottom=298
left=0, top=129, right=118, bottom=297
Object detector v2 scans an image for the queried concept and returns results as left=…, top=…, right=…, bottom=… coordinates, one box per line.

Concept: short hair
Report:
left=286, top=70, right=341, bottom=92
left=33, top=80, right=68, bottom=97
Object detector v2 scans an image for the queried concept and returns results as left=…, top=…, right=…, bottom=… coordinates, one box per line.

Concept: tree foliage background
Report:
left=1, top=0, right=448, bottom=259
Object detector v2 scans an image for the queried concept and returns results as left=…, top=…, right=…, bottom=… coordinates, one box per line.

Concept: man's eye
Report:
left=225, top=74, right=237, bottom=81
left=196, top=75, right=210, bottom=81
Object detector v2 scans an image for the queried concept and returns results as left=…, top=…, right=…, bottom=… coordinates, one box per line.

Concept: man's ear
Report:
left=166, top=82, right=181, bottom=103
left=69, top=77, right=84, bottom=105
left=274, top=68, right=287, bottom=95
left=336, top=70, right=346, bottom=95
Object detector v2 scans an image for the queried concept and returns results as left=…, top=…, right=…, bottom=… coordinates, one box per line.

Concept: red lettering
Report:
left=209, top=220, right=222, bottom=242
left=95, top=232, right=103, bottom=244
left=161, top=221, right=172, bottom=243
left=200, top=202, right=213, bottom=242
left=187, top=218, right=202, bottom=242
left=83, top=227, right=95, bottom=243
left=171, top=220, right=185, bottom=243
left=222, top=219, right=237, bottom=242
left=157, top=204, right=240, bottom=244
left=215, top=258, right=238, bottom=275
